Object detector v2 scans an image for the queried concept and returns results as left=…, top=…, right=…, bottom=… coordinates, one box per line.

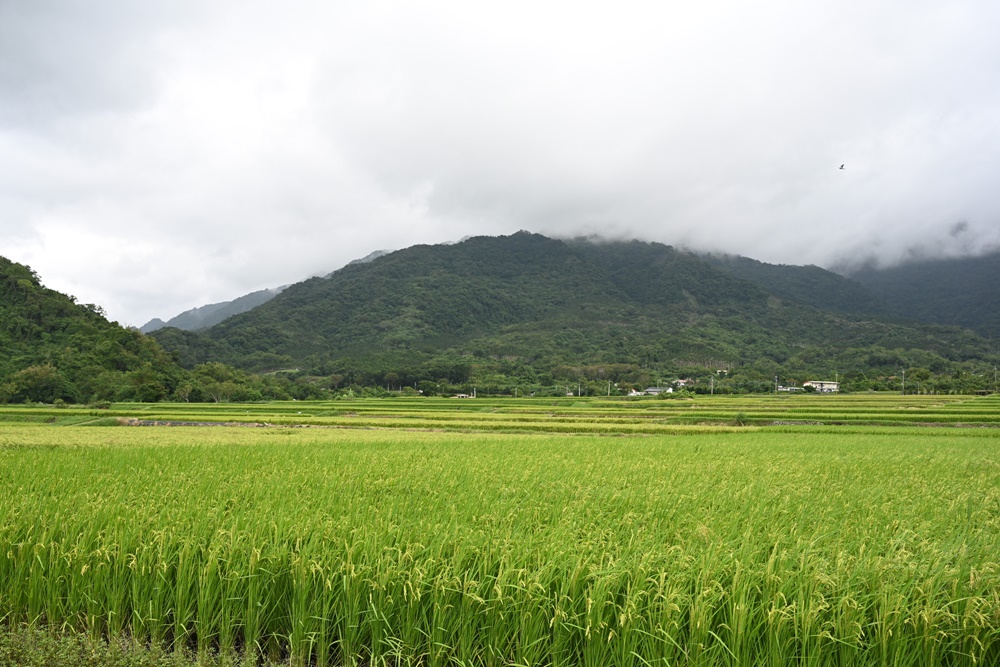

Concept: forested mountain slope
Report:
left=0, top=257, right=185, bottom=402
left=151, top=233, right=998, bottom=382
left=706, top=254, right=890, bottom=316
left=849, top=252, right=1000, bottom=339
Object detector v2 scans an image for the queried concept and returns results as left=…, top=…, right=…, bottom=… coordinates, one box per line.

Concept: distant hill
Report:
left=141, top=317, right=168, bottom=332
left=151, top=233, right=998, bottom=385
left=848, top=252, right=1000, bottom=339
left=141, top=250, right=393, bottom=333
left=343, top=249, right=391, bottom=269
left=0, top=256, right=185, bottom=402
left=140, top=287, right=285, bottom=333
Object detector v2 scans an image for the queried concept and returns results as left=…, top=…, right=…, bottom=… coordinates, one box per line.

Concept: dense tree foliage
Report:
left=0, top=258, right=322, bottom=403
left=705, top=254, right=890, bottom=316
left=850, top=251, right=1000, bottom=339
left=0, top=258, right=184, bottom=403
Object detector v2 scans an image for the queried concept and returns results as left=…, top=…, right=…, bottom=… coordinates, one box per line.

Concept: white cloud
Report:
left=2, top=0, right=999, bottom=324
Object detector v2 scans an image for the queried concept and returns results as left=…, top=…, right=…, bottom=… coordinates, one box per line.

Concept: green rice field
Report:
left=4, top=392, right=1000, bottom=431
left=1, top=394, right=999, bottom=665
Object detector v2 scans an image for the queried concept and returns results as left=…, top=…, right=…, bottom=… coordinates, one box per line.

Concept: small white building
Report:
left=643, top=386, right=673, bottom=395
left=803, top=381, right=839, bottom=393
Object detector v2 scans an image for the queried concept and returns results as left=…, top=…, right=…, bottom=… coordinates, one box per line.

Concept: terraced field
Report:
left=3, top=392, right=999, bottom=433
left=1, top=394, right=999, bottom=666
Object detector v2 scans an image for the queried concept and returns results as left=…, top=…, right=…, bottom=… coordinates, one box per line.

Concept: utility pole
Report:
left=775, top=375, right=778, bottom=394
left=710, top=376, right=714, bottom=395
left=901, top=369, right=905, bottom=395
left=607, top=381, right=611, bottom=397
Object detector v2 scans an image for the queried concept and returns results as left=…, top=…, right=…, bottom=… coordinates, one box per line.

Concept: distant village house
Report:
left=803, top=381, right=839, bottom=393
left=628, top=386, right=674, bottom=396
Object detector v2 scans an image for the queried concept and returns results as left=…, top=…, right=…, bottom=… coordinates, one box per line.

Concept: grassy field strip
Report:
left=2, top=424, right=999, bottom=666
left=304, top=412, right=995, bottom=427
left=8, top=418, right=1000, bottom=441
left=241, top=413, right=1000, bottom=428
left=2, top=395, right=998, bottom=433
left=14, top=412, right=1000, bottom=431
left=129, top=416, right=748, bottom=435
left=3, top=393, right=983, bottom=411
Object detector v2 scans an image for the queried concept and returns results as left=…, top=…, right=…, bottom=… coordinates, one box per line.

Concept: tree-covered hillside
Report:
left=155, top=233, right=779, bottom=371
left=151, top=233, right=1000, bottom=392
left=849, top=252, right=1000, bottom=339
left=0, top=257, right=325, bottom=404
left=706, top=254, right=890, bottom=316
left=0, top=257, right=185, bottom=402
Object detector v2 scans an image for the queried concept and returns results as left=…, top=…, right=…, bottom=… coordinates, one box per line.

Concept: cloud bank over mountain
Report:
left=3, top=0, right=999, bottom=325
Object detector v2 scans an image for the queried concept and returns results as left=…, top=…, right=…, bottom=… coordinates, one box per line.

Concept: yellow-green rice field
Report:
left=1, top=395, right=999, bottom=665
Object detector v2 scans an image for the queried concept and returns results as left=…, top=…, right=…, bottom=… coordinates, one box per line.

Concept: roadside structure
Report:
left=803, top=380, right=839, bottom=393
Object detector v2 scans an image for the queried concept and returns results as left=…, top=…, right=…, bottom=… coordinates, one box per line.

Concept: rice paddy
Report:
left=4, top=392, right=1000, bottom=431
left=1, top=394, right=999, bottom=665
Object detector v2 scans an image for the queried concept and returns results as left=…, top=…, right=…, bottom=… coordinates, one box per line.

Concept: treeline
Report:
left=0, top=258, right=176, bottom=404
left=0, top=361, right=330, bottom=404
left=289, top=350, right=999, bottom=398
left=0, top=259, right=323, bottom=404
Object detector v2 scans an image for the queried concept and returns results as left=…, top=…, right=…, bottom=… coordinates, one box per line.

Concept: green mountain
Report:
left=848, top=252, right=1000, bottom=339
left=151, top=233, right=998, bottom=390
left=0, top=257, right=332, bottom=404
left=0, top=257, right=185, bottom=402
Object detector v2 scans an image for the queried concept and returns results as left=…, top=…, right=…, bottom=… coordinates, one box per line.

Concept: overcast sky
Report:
left=3, top=1, right=999, bottom=326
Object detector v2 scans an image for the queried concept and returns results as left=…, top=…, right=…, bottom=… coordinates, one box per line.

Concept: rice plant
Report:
left=1, top=422, right=998, bottom=665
